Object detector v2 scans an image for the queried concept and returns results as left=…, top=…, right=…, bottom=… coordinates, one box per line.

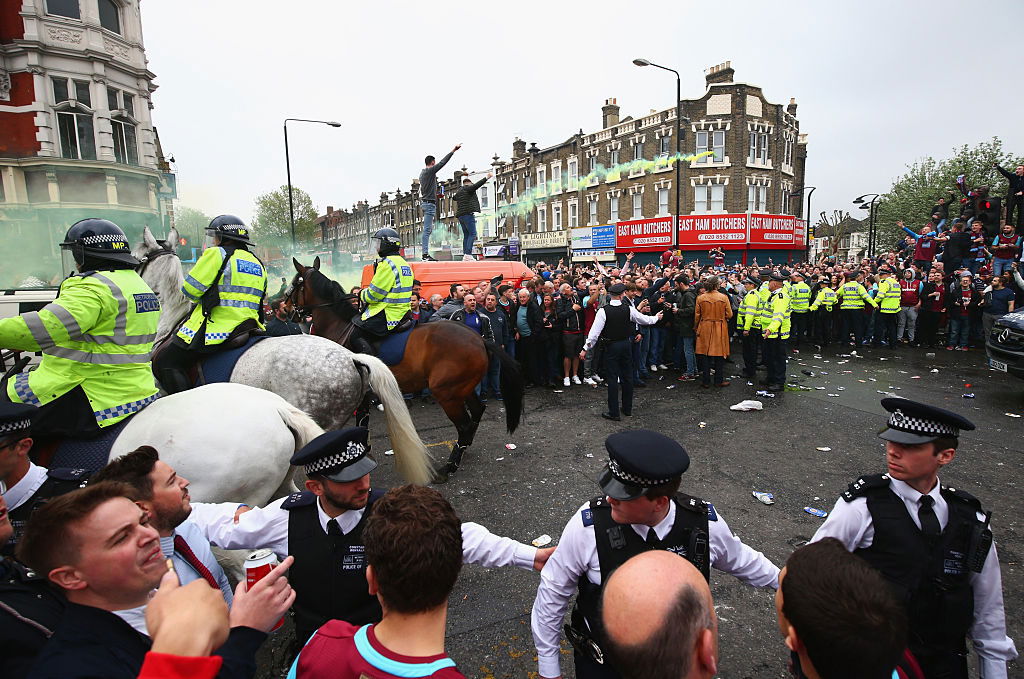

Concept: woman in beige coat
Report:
left=694, top=276, right=733, bottom=387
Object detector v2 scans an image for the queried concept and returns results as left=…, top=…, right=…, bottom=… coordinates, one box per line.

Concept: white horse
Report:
left=134, top=227, right=431, bottom=485
left=108, top=383, right=321, bottom=506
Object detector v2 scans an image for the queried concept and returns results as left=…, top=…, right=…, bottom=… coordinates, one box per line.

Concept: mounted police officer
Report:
left=530, top=430, right=779, bottom=679
left=0, top=219, right=160, bottom=442
left=153, top=214, right=268, bottom=394
left=350, top=227, right=413, bottom=356
left=812, top=398, right=1017, bottom=679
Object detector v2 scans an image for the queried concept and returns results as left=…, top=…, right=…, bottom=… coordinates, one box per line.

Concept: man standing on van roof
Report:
left=455, top=171, right=493, bottom=262
left=419, top=144, right=461, bottom=261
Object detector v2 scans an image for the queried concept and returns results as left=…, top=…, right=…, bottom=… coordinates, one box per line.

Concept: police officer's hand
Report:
left=578, top=349, right=586, bottom=360
left=233, top=505, right=251, bottom=523
left=147, top=567, right=229, bottom=656
left=533, top=546, right=556, bottom=571
left=655, top=311, right=664, bottom=321
left=634, top=334, right=642, bottom=343
left=229, top=555, right=296, bottom=633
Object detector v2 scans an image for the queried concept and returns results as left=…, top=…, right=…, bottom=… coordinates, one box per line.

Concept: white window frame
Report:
left=551, top=164, right=562, bottom=193
left=631, top=192, right=642, bottom=219
left=538, top=206, right=547, bottom=231
left=657, top=187, right=669, bottom=216
left=110, top=117, right=138, bottom=165
left=659, top=134, right=671, bottom=157
left=711, top=184, right=725, bottom=212
left=567, top=158, right=578, bottom=190
left=588, top=196, right=598, bottom=225
left=747, top=185, right=767, bottom=212
left=633, top=141, right=643, bottom=161
left=610, top=195, right=619, bottom=222
left=568, top=201, right=578, bottom=228
left=480, top=185, right=489, bottom=209
left=536, top=167, right=546, bottom=195
left=610, top=148, right=619, bottom=167
left=552, top=203, right=563, bottom=230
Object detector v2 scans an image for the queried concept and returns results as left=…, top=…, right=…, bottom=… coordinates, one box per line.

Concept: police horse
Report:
left=289, top=257, right=525, bottom=482
left=133, top=227, right=432, bottom=487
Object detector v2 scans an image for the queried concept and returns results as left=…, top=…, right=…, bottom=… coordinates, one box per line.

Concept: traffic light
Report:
left=175, top=236, right=190, bottom=259
left=975, top=197, right=1001, bottom=237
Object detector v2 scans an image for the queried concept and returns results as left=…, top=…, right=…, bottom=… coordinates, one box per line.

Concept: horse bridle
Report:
left=136, top=245, right=177, bottom=278
left=288, top=269, right=356, bottom=316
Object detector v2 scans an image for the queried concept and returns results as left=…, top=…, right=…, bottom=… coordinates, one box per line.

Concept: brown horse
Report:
left=289, top=257, right=524, bottom=481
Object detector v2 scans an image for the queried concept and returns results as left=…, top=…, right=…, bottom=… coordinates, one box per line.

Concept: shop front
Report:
left=614, top=217, right=674, bottom=267
left=520, top=230, right=569, bottom=266
left=570, top=224, right=616, bottom=263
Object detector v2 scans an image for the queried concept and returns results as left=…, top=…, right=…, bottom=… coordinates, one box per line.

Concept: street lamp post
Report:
left=283, top=118, right=341, bottom=247
left=634, top=58, right=686, bottom=240
left=852, top=193, right=881, bottom=258
left=789, top=186, right=817, bottom=261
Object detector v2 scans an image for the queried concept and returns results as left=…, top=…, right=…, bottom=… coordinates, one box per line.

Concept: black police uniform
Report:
left=2, top=467, right=91, bottom=558
left=813, top=399, right=1016, bottom=679
left=0, top=557, right=67, bottom=679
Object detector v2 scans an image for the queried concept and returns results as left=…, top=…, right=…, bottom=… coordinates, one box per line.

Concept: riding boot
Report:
left=351, top=336, right=375, bottom=356
left=159, top=368, right=193, bottom=394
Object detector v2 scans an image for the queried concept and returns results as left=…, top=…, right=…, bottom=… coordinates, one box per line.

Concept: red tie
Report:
left=173, top=534, right=219, bottom=589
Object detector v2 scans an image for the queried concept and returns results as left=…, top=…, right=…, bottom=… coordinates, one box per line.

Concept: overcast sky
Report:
left=140, top=0, right=1019, bottom=230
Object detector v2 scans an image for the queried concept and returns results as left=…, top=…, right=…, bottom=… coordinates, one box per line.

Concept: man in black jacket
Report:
left=995, top=163, right=1024, bottom=228
left=454, top=172, right=493, bottom=261
left=18, top=482, right=293, bottom=679
left=556, top=284, right=586, bottom=386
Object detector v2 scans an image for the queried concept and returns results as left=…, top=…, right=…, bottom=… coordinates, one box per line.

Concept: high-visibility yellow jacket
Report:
left=763, top=289, right=791, bottom=339
left=738, top=289, right=761, bottom=331
left=809, top=286, right=838, bottom=312
left=360, top=255, right=414, bottom=330
left=178, top=246, right=267, bottom=346
left=838, top=282, right=877, bottom=310
left=756, top=285, right=773, bottom=328
left=0, top=269, right=160, bottom=427
left=877, top=277, right=902, bottom=313
left=789, top=282, right=812, bottom=312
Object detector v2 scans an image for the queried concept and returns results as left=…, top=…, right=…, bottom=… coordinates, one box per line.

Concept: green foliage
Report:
left=251, top=185, right=319, bottom=248
left=876, top=137, right=1024, bottom=245
left=174, top=205, right=211, bottom=245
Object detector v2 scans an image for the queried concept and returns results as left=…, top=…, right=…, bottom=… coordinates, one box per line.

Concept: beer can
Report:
left=244, top=549, right=283, bottom=631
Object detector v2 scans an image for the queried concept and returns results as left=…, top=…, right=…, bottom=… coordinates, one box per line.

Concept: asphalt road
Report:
left=261, top=343, right=1023, bottom=679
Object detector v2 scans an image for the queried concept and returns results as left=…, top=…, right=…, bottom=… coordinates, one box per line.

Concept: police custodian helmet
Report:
left=60, top=218, right=139, bottom=267
left=206, top=214, right=253, bottom=245
left=372, top=227, right=402, bottom=257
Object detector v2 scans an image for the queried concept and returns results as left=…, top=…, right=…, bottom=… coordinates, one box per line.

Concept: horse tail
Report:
left=484, top=340, right=525, bottom=434
left=350, top=353, right=434, bottom=485
left=277, top=400, right=324, bottom=451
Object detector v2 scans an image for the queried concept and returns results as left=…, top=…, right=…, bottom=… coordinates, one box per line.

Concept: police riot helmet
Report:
left=206, top=214, right=253, bottom=245
left=371, top=228, right=402, bottom=257
left=60, top=218, right=139, bottom=268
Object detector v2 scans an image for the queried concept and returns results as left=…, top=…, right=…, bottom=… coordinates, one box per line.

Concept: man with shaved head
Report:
left=601, top=551, right=718, bottom=679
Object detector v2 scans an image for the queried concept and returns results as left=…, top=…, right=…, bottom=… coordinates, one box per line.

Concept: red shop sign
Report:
left=677, top=214, right=748, bottom=247
left=748, top=213, right=796, bottom=246
left=615, top=217, right=674, bottom=251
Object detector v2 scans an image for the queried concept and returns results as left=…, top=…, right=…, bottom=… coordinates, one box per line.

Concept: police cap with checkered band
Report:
left=290, top=427, right=377, bottom=482
left=598, top=429, right=690, bottom=501
left=0, top=402, right=35, bottom=440
left=206, top=214, right=253, bottom=245
left=61, top=218, right=139, bottom=267
left=878, top=397, right=975, bottom=445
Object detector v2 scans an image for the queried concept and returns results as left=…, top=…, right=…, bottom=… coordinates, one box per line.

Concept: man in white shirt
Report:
left=811, top=398, right=1017, bottom=679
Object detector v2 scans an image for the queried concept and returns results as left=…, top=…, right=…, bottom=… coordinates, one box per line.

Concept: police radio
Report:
left=966, top=511, right=993, bottom=574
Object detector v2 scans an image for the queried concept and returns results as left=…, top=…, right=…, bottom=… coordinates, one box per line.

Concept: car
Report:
left=986, top=310, right=1024, bottom=380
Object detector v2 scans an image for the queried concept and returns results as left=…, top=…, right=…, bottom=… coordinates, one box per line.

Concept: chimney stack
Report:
left=327, top=205, right=334, bottom=214
left=602, top=97, right=620, bottom=129
left=787, top=97, right=798, bottom=115
left=705, top=61, right=735, bottom=85
left=512, top=137, right=527, bottom=159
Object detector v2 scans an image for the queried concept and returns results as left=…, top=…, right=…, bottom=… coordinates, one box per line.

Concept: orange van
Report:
left=360, top=260, right=535, bottom=300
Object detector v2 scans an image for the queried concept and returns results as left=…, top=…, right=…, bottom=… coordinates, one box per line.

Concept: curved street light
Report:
left=633, top=58, right=686, bottom=233
left=284, top=118, right=342, bottom=247
left=852, top=193, right=881, bottom=257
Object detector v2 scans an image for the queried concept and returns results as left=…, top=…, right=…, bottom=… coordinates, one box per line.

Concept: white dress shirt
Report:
left=187, top=496, right=538, bottom=571
left=583, top=300, right=660, bottom=352
left=812, top=477, right=1017, bottom=679
left=1, top=462, right=47, bottom=510
left=531, top=499, right=779, bottom=678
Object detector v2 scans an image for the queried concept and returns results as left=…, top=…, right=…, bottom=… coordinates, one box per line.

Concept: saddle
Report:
left=152, top=319, right=264, bottom=385
left=351, top=313, right=417, bottom=367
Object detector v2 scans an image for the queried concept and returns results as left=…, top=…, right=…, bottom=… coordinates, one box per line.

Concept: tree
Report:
left=813, top=210, right=860, bottom=257
left=876, top=137, right=1024, bottom=247
left=251, top=185, right=319, bottom=246
left=174, top=205, right=211, bottom=245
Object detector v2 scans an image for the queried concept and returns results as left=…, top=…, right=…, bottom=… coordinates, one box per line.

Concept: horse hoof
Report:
left=432, top=467, right=451, bottom=485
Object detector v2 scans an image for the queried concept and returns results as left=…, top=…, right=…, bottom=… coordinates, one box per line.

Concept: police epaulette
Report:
left=676, top=493, right=715, bottom=520
left=942, top=485, right=982, bottom=511
left=281, top=491, right=316, bottom=510
left=841, top=473, right=890, bottom=502
left=47, top=467, right=91, bottom=483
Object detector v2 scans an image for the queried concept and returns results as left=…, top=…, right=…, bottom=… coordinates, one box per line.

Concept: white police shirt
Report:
left=531, top=499, right=780, bottom=678
left=812, top=476, right=1018, bottom=679
left=187, top=497, right=538, bottom=570
left=1, top=462, right=46, bottom=511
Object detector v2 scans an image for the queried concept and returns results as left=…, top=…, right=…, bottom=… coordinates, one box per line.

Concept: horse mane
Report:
left=308, top=269, right=357, bottom=321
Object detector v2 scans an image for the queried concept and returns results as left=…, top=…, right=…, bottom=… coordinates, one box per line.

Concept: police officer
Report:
left=873, top=266, right=902, bottom=348
left=837, top=270, right=877, bottom=346
left=350, top=227, right=413, bottom=356
left=0, top=491, right=67, bottom=678
left=187, top=427, right=549, bottom=646
left=531, top=430, right=779, bottom=679
left=812, top=398, right=1017, bottom=679
left=808, top=274, right=838, bottom=347
left=0, top=402, right=90, bottom=558
left=579, top=283, right=661, bottom=422
left=0, top=219, right=160, bottom=441
left=788, top=270, right=812, bottom=346
left=737, top=276, right=762, bottom=378
left=154, top=214, right=268, bottom=394
left=760, top=271, right=790, bottom=393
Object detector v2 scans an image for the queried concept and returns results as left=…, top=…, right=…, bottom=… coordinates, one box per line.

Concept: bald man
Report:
left=601, top=551, right=718, bottom=679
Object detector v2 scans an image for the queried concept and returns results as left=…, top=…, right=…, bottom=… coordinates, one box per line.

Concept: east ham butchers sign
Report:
left=747, top=213, right=797, bottom=247
left=677, top=214, right=748, bottom=246
left=615, top=217, right=674, bottom=251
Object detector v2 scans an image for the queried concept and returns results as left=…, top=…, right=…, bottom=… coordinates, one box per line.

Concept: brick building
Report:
left=0, top=0, right=175, bottom=286
left=494, top=61, right=808, bottom=265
